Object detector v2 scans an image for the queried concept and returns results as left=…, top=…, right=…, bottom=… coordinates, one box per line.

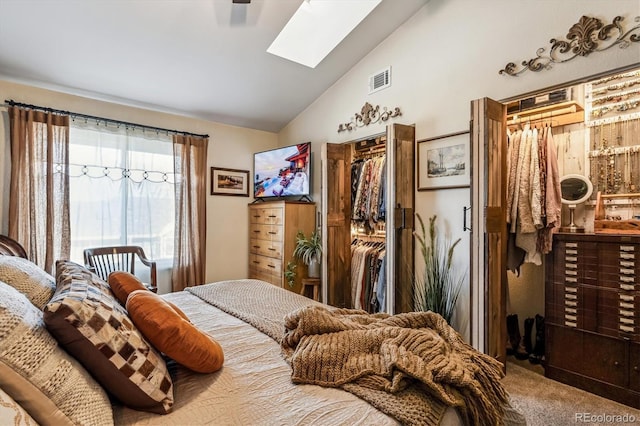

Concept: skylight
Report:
left=267, top=0, right=383, bottom=68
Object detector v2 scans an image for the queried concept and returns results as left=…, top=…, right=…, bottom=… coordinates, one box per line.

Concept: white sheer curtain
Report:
left=68, top=120, right=175, bottom=265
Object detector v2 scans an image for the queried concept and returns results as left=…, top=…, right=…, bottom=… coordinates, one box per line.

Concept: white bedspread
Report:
left=113, top=284, right=465, bottom=426
left=113, top=290, right=399, bottom=425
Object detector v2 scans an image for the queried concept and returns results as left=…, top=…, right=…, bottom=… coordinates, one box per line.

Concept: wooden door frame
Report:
left=470, top=98, right=508, bottom=364
left=321, top=123, right=415, bottom=314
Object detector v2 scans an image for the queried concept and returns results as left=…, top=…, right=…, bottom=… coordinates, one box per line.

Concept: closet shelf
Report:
left=507, top=101, right=584, bottom=128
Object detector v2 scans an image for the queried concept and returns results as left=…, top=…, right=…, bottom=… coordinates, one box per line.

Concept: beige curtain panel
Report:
left=8, top=106, right=70, bottom=273
left=172, top=134, right=208, bottom=291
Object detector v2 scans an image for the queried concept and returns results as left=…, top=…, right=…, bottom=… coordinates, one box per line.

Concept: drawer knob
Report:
left=634, top=366, right=639, bottom=372
left=614, top=361, right=620, bottom=367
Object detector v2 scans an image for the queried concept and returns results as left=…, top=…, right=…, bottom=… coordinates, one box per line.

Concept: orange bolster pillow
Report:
left=126, top=290, right=224, bottom=374
left=109, top=271, right=190, bottom=321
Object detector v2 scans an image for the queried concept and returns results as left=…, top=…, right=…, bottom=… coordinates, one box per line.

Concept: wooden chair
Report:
left=0, top=235, right=28, bottom=258
left=83, top=246, right=157, bottom=292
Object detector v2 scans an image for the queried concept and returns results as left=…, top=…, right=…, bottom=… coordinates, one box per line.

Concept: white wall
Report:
left=0, top=80, right=278, bottom=291
left=278, top=0, right=640, bottom=339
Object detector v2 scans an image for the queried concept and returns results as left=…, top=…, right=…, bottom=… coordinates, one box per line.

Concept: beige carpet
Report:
left=503, top=362, right=640, bottom=425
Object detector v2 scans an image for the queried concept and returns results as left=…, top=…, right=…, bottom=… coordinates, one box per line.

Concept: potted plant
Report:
left=293, top=230, right=322, bottom=278
left=413, top=213, right=464, bottom=324
left=284, top=261, right=297, bottom=288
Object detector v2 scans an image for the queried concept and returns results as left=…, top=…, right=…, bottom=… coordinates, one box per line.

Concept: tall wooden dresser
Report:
left=545, top=232, right=640, bottom=408
left=248, top=200, right=315, bottom=294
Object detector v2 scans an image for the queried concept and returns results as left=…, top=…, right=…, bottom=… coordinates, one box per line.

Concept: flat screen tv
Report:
left=253, top=142, right=311, bottom=199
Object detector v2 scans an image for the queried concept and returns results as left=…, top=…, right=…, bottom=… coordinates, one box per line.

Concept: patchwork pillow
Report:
left=55, top=259, right=112, bottom=296
left=0, top=256, right=55, bottom=310
left=0, top=281, right=113, bottom=425
left=44, top=260, right=174, bottom=414
left=126, top=290, right=224, bottom=373
left=109, top=271, right=190, bottom=321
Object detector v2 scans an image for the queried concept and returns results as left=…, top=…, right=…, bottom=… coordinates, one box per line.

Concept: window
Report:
left=68, top=121, right=175, bottom=264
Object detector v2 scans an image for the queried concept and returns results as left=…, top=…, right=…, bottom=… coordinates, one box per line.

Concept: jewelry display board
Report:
left=586, top=70, right=640, bottom=198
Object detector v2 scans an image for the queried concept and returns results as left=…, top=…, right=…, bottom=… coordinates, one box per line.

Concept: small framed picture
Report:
left=210, top=167, right=250, bottom=196
left=417, top=130, right=470, bottom=191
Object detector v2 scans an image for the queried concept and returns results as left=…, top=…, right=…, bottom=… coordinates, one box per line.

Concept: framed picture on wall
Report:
left=210, top=167, right=250, bottom=196
left=417, top=130, right=470, bottom=190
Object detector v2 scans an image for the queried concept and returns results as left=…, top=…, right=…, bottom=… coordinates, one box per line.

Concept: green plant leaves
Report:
left=412, top=214, right=464, bottom=324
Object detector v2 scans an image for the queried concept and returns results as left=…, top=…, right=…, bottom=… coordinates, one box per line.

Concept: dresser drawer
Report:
left=249, top=207, right=283, bottom=225
left=249, top=238, right=283, bottom=259
left=249, top=267, right=281, bottom=287
left=249, top=224, right=284, bottom=241
left=249, top=254, right=282, bottom=275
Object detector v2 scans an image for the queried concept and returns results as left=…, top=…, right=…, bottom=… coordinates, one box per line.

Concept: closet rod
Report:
left=3, top=100, right=209, bottom=139
left=353, top=233, right=386, bottom=241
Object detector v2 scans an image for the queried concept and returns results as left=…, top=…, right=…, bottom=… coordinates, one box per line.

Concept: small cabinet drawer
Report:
left=249, top=254, right=282, bottom=275
left=249, top=207, right=283, bottom=225
left=249, top=238, right=283, bottom=259
left=249, top=224, right=284, bottom=241
left=248, top=267, right=280, bottom=287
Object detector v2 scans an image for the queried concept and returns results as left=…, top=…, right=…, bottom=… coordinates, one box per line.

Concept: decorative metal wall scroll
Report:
left=337, top=102, right=401, bottom=133
left=499, top=15, right=640, bottom=77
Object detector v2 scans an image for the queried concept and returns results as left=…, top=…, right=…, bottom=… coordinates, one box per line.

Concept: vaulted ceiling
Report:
left=0, top=0, right=427, bottom=132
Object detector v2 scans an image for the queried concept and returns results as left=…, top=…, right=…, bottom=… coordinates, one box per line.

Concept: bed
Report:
left=0, top=245, right=524, bottom=426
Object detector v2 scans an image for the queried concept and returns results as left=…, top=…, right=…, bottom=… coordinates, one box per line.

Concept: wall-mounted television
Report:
left=253, top=142, right=311, bottom=200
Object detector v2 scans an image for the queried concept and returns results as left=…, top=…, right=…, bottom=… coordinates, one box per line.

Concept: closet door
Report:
left=470, top=98, right=508, bottom=364
left=322, top=143, right=352, bottom=308
left=389, top=123, right=415, bottom=314
left=322, top=123, right=415, bottom=314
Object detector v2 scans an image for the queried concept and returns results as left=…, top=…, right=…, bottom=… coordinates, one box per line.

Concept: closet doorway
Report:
left=469, top=64, right=640, bottom=366
left=321, top=123, right=415, bottom=314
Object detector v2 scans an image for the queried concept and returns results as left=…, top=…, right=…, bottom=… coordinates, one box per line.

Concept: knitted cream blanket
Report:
left=281, top=305, right=509, bottom=426
left=187, top=280, right=509, bottom=426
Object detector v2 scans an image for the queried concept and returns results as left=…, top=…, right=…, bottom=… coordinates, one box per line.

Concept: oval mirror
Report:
left=560, top=174, right=593, bottom=205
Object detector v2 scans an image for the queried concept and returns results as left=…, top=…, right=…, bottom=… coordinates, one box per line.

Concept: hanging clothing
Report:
left=350, top=240, right=386, bottom=313
left=351, top=156, right=387, bottom=232
left=506, top=123, right=562, bottom=273
left=539, top=127, right=563, bottom=253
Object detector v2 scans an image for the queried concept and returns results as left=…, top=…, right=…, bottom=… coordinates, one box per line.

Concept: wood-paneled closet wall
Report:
left=322, top=123, right=415, bottom=314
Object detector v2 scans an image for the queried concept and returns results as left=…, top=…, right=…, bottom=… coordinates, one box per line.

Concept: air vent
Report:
left=369, top=66, right=391, bottom=94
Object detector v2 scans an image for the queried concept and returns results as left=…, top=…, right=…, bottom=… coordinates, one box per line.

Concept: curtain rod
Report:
left=4, top=100, right=209, bottom=139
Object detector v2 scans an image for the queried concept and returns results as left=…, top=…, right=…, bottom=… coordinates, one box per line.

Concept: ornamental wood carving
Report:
left=499, top=15, right=640, bottom=77
left=338, top=102, right=401, bottom=133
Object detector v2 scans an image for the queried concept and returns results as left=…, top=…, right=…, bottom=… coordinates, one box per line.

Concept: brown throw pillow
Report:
left=126, top=290, right=224, bottom=373
left=44, top=260, right=174, bottom=414
left=108, top=270, right=147, bottom=303
left=109, top=271, right=190, bottom=321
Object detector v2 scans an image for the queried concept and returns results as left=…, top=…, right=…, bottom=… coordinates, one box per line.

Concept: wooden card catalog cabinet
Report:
left=545, top=233, right=640, bottom=408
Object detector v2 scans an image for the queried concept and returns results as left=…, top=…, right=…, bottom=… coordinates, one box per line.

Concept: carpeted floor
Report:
left=503, top=362, right=640, bottom=425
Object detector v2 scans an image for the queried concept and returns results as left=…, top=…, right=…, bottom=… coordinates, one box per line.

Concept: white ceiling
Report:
left=0, top=0, right=427, bottom=133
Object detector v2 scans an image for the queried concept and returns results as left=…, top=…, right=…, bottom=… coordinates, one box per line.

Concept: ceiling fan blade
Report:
left=232, top=0, right=251, bottom=3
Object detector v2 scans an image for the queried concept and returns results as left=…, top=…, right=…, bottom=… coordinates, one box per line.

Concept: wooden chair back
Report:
left=83, top=245, right=157, bottom=292
left=0, top=235, right=28, bottom=259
